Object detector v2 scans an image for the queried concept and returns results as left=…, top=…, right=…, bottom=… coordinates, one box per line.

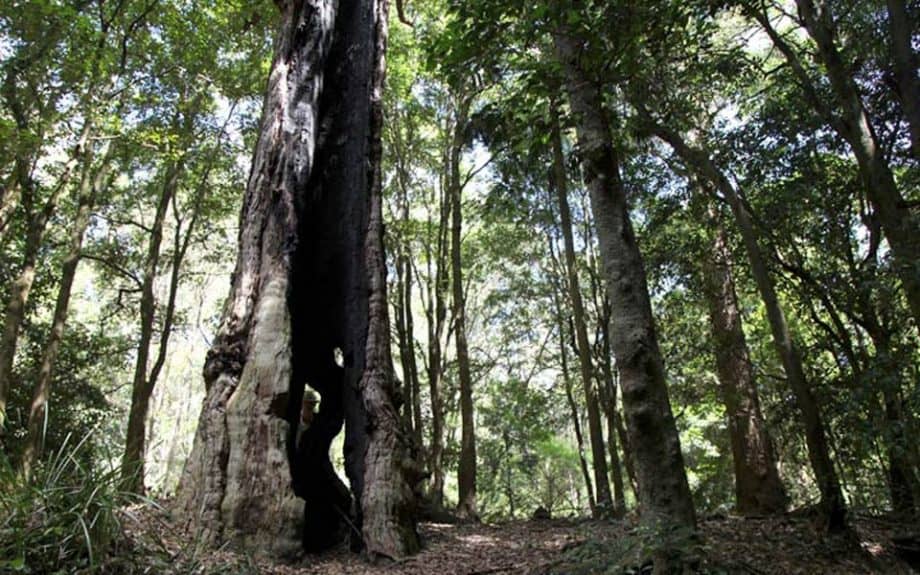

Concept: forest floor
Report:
left=124, top=505, right=919, bottom=575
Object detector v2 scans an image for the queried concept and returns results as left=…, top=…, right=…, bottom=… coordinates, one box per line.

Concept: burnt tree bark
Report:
left=176, top=0, right=418, bottom=560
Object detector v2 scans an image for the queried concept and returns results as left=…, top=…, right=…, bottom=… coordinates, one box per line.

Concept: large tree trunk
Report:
left=554, top=25, right=696, bottom=571
left=176, top=0, right=418, bottom=560
left=648, top=120, right=847, bottom=532
left=550, top=110, right=613, bottom=516
left=700, top=204, right=787, bottom=515
left=449, top=97, right=478, bottom=520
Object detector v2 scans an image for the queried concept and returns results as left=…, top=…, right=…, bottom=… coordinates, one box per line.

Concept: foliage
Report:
left=0, top=433, right=133, bottom=574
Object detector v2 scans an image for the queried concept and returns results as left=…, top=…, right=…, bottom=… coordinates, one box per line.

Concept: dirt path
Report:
left=127, top=509, right=916, bottom=574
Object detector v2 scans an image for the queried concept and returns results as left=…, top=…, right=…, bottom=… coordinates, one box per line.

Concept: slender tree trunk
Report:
left=800, top=0, right=920, bottom=328
left=648, top=121, right=847, bottom=531
left=699, top=204, right=787, bottom=515
left=886, top=0, right=920, bottom=157
left=122, top=156, right=184, bottom=494
left=176, top=0, right=418, bottom=559
left=554, top=26, right=696, bottom=570
left=425, top=180, right=449, bottom=506
left=550, top=271, right=596, bottom=514
left=550, top=109, right=613, bottom=516
left=749, top=1, right=920, bottom=328
left=0, top=124, right=90, bottom=429
left=450, top=97, right=477, bottom=520
left=394, top=243, right=415, bottom=433
left=21, top=145, right=111, bottom=476
left=867, top=328, right=920, bottom=516
left=597, top=310, right=628, bottom=516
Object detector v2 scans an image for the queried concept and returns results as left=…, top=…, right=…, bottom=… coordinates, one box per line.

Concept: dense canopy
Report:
left=0, top=0, right=918, bottom=573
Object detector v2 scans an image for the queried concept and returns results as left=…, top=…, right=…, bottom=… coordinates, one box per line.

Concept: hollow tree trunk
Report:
left=550, top=108, right=613, bottom=516
left=554, top=24, right=696, bottom=568
left=449, top=97, right=478, bottom=519
left=700, top=204, right=787, bottom=515
left=176, top=0, right=418, bottom=560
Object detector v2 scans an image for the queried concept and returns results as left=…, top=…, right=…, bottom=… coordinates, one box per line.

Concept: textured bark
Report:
left=648, top=120, right=846, bottom=531
left=554, top=25, right=696, bottom=568
left=359, top=0, right=421, bottom=557
left=177, top=0, right=418, bottom=559
left=450, top=97, right=478, bottom=520
left=550, top=110, right=613, bottom=516
left=20, top=145, right=112, bottom=476
left=700, top=205, right=787, bottom=515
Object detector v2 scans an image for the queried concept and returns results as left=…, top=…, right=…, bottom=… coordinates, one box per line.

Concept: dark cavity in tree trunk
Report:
left=176, top=0, right=418, bottom=561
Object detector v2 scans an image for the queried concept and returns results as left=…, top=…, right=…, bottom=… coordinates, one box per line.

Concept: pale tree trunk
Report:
left=646, top=118, right=847, bottom=531
left=554, top=25, right=696, bottom=571
left=748, top=2, right=920, bottom=328
left=550, top=109, right=613, bottom=516
left=886, top=0, right=920, bottom=157
left=450, top=96, right=477, bottom=519
left=424, top=174, right=449, bottom=507
left=596, top=303, right=628, bottom=516
left=176, top=0, right=418, bottom=560
left=699, top=203, right=787, bottom=515
left=21, top=144, right=113, bottom=477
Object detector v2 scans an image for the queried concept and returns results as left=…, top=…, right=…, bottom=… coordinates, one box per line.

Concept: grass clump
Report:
left=0, top=433, right=132, bottom=574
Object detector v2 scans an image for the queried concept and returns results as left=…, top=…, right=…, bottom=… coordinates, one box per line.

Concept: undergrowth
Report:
left=0, top=433, right=135, bottom=574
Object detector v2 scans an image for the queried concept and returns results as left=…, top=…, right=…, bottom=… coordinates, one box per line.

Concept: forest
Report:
left=0, top=0, right=918, bottom=573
